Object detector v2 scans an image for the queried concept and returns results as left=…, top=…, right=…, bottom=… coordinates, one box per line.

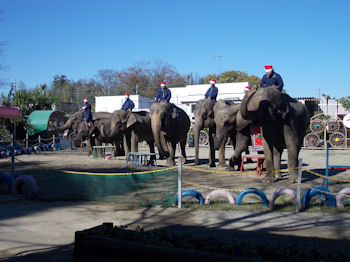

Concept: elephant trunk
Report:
left=213, top=122, right=226, bottom=150
left=100, top=123, right=109, bottom=138
left=151, top=114, right=169, bottom=158
left=57, top=118, right=73, bottom=131
left=193, top=123, right=202, bottom=165
left=213, top=133, right=221, bottom=150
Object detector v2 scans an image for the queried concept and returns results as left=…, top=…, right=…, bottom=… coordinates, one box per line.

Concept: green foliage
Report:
left=48, top=60, right=189, bottom=108
left=0, top=86, right=56, bottom=135
left=200, top=70, right=260, bottom=85
left=337, top=96, right=350, bottom=110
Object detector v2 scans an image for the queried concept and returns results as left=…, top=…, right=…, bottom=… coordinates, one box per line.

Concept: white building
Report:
left=319, top=95, right=350, bottom=120
left=95, top=95, right=154, bottom=113
left=169, top=82, right=250, bottom=119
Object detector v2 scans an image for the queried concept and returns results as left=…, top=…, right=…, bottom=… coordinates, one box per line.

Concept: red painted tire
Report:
left=15, top=175, right=39, bottom=198
left=205, top=190, right=235, bottom=205
left=269, top=188, right=298, bottom=208
left=336, top=187, right=350, bottom=208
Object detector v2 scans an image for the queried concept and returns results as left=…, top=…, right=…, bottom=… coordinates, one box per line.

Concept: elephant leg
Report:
left=262, top=138, right=276, bottom=183
left=131, top=132, right=139, bottom=153
left=123, top=134, right=131, bottom=158
left=87, top=139, right=93, bottom=156
left=167, top=141, right=176, bottom=166
left=148, top=141, right=156, bottom=162
left=285, top=136, right=299, bottom=183
left=229, top=133, right=249, bottom=171
left=273, top=147, right=283, bottom=179
left=180, top=139, right=187, bottom=164
left=208, top=127, right=216, bottom=167
left=245, top=147, right=253, bottom=163
left=217, top=137, right=227, bottom=167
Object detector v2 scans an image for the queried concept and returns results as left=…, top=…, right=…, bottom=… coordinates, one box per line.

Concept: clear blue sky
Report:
left=1, top=0, right=349, bottom=98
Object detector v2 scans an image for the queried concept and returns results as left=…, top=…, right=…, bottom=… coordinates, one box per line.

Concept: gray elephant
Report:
left=150, top=102, right=190, bottom=166
left=240, top=86, right=310, bottom=183
left=101, top=110, right=156, bottom=159
left=213, top=100, right=252, bottom=170
left=54, top=111, right=123, bottom=156
left=193, top=99, right=226, bottom=167
left=89, top=117, right=125, bottom=156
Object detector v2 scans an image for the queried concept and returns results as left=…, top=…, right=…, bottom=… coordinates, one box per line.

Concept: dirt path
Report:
left=0, top=146, right=350, bottom=260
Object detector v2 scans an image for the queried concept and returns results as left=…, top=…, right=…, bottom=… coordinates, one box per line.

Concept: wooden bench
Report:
left=92, top=146, right=116, bottom=159
left=240, top=154, right=265, bottom=176
left=126, top=153, right=157, bottom=167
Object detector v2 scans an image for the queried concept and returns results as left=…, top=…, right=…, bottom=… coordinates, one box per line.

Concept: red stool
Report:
left=240, top=155, right=265, bottom=176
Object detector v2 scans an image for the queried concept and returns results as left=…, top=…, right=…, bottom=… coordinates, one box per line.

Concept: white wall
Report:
left=95, top=95, right=154, bottom=113
left=169, top=82, right=250, bottom=120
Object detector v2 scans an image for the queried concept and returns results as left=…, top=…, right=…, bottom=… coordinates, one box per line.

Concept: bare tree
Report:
left=96, top=69, right=119, bottom=95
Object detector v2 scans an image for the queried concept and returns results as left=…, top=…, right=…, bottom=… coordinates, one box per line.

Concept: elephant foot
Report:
left=263, top=175, right=277, bottom=184
left=208, top=162, right=216, bottom=168
left=289, top=175, right=298, bottom=183
left=181, top=157, right=187, bottom=164
left=194, top=160, right=200, bottom=166
left=274, top=172, right=282, bottom=179
left=217, top=162, right=227, bottom=168
left=167, top=159, right=176, bottom=167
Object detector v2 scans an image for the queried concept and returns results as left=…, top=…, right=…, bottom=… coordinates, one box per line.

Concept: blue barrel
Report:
left=174, top=190, right=205, bottom=205
left=302, top=186, right=336, bottom=208
left=236, top=187, right=269, bottom=207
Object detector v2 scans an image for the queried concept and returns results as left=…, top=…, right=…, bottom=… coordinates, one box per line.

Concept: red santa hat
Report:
left=125, top=93, right=129, bottom=97
left=244, top=85, right=251, bottom=92
left=83, top=98, right=89, bottom=102
left=209, top=79, right=216, bottom=84
left=161, top=81, right=167, bottom=87
left=82, top=105, right=86, bottom=109
left=264, top=65, right=273, bottom=73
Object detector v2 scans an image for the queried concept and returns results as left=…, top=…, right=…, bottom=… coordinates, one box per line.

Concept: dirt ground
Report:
left=2, top=145, right=350, bottom=200
left=1, top=146, right=350, bottom=261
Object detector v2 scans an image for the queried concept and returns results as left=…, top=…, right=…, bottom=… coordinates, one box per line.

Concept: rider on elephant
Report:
left=260, top=65, right=284, bottom=91
left=205, top=78, right=218, bottom=102
left=82, top=98, right=92, bottom=128
left=155, top=81, right=172, bottom=102
left=121, top=94, right=135, bottom=111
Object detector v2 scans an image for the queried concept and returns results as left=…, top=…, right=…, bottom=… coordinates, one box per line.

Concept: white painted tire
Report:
left=205, top=190, right=235, bottom=205
left=336, top=187, right=350, bottom=208
left=269, top=188, right=297, bottom=208
left=15, top=175, right=39, bottom=198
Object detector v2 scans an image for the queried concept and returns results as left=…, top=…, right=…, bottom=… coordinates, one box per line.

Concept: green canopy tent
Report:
left=27, top=110, right=67, bottom=139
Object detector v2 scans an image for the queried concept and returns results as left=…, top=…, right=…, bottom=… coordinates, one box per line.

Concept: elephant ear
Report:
left=277, top=99, right=289, bottom=119
left=126, top=112, right=137, bottom=128
left=171, top=106, right=178, bottom=119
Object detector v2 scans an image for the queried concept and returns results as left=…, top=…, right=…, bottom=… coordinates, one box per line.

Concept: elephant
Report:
left=53, top=111, right=124, bottom=156
left=101, top=109, right=156, bottom=159
left=150, top=102, right=190, bottom=166
left=240, top=85, right=310, bottom=183
left=212, top=100, right=252, bottom=170
left=192, top=99, right=226, bottom=167
left=89, top=117, right=125, bottom=156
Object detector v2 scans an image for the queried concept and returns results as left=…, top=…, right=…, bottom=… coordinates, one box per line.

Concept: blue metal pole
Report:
left=323, top=142, right=329, bottom=189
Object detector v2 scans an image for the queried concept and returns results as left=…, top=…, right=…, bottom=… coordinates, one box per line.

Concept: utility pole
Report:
left=135, top=84, right=139, bottom=95
left=213, top=55, right=224, bottom=74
